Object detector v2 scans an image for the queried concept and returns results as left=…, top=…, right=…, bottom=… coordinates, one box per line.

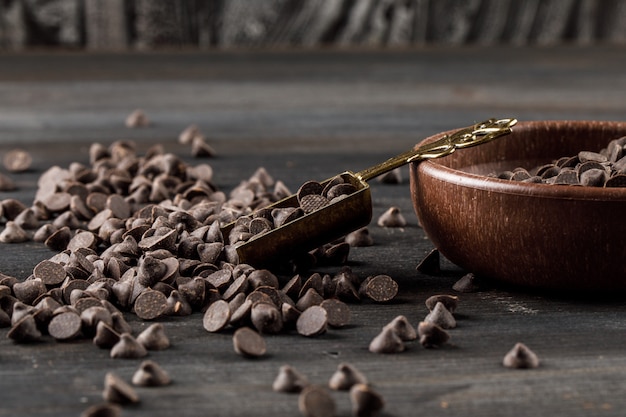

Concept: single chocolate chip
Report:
left=7, top=314, right=42, bottom=343
left=299, top=194, right=330, bottom=214
left=203, top=299, right=231, bottom=333
left=320, top=298, right=351, bottom=328
left=272, top=365, right=309, bottom=393
left=328, top=362, right=367, bottom=391
left=368, top=326, right=405, bottom=354
left=136, top=322, right=170, bottom=350
left=416, top=248, right=441, bottom=275
left=0, top=221, right=30, bottom=243
left=424, top=301, right=456, bottom=329
left=360, top=275, right=398, bottom=303
left=452, top=273, right=479, bottom=293
left=350, top=383, right=385, bottom=417
left=48, top=311, right=83, bottom=341
left=125, top=109, right=149, bottom=128
left=232, top=326, right=267, bottom=358
left=605, top=174, right=626, bottom=187
left=93, top=321, right=121, bottom=349
left=134, top=290, right=167, bottom=320
left=297, top=181, right=324, bottom=202
left=383, top=315, right=417, bottom=341
left=251, top=302, right=283, bottom=334
left=296, top=305, right=328, bottom=337
left=376, top=207, right=406, bottom=227
left=3, top=149, right=32, bottom=172
left=296, top=288, right=324, bottom=312
left=502, top=342, right=540, bottom=369
left=298, top=385, right=336, bottom=417
left=33, top=260, right=67, bottom=286
left=425, top=294, right=459, bottom=314
left=131, top=360, right=172, bottom=387
left=417, top=321, right=450, bottom=348
left=345, top=227, right=374, bottom=247
left=102, top=372, right=140, bottom=404
left=377, top=167, right=402, bottom=184
left=110, top=333, right=148, bottom=359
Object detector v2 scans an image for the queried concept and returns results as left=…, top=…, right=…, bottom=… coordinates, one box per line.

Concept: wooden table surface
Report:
left=1, top=46, right=626, bottom=417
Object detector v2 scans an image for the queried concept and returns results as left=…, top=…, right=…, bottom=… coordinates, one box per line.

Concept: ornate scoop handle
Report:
left=356, top=118, right=518, bottom=182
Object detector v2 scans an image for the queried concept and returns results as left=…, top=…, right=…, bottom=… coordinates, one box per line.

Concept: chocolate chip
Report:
left=134, top=289, right=167, bottom=320
left=298, top=385, right=336, bottom=417
left=131, top=360, right=172, bottom=387
left=502, top=342, right=540, bottom=369
left=125, top=109, right=149, bottom=128
left=0, top=173, right=16, bottom=191
left=376, top=206, right=406, bottom=227
left=0, top=221, right=29, bottom=243
left=93, top=321, right=121, bottom=349
left=273, top=365, right=309, bottom=393
left=33, top=260, right=67, bottom=286
left=136, top=322, right=170, bottom=350
left=425, top=294, right=459, bottom=314
left=203, top=299, right=231, bottom=333
left=296, top=305, right=328, bottom=337
left=416, top=248, right=441, bottom=275
left=452, top=272, right=479, bottom=293
left=102, top=372, right=140, bottom=404
left=368, top=326, right=404, bottom=354
left=383, top=315, right=417, bottom=341
left=3, top=149, right=32, bottom=173
left=424, top=301, right=456, bottom=329
left=345, top=227, right=374, bottom=247
left=417, top=321, right=450, bottom=348
left=110, top=333, right=148, bottom=359
left=296, top=288, right=324, bottom=312
left=359, top=275, right=398, bottom=303
left=297, top=181, right=324, bottom=202
left=350, top=383, right=385, bottom=417
left=299, top=194, right=329, bottom=214
left=328, top=362, right=367, bottom=391
left=48, top=311, right=83, bottom=341
left=320, top=298, right=351, bottom=328
left=232, top=326, right=267, bottom=358
left=251, top=302, right=283, bottom=334
left=7, top=314, right=42, bottom=343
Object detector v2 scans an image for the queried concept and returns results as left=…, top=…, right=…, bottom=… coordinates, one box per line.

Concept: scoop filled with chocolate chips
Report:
left=223, top=118, right=517, bottom=267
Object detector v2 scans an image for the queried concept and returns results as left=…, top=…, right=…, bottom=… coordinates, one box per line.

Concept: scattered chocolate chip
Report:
left=273, top=365, right=309, bottom=393
left=383, top=315, right=417, bottom=341
left=502, top=342, right=540, bottom=369
left=203, top=299, right=231, bottom=333
left=7, top=314, right=42, bottom=343
left=376, top=207, right=406, bottom=227
left=33, top=260, right=67, bottom=286
left=251, top=302, right=283, bottom=334
left=345, top=227, right=373, bottom=247
left=368, top=326, right=404, bottom=354
left=125, top=109, right=149, bottom=128
left=296, top=305, right=328, bottom=337
left=377, top=167, right=402, bottom=184
left=417, top=321, right=450, bottom=348
left=359, top=275, right=398, bottom=303
left=233, top=326, right=267, bottom=358
left=296, top=288, right=324, bottom=312
left=136, top=322, right=170, bottom=350
left=0, top=221, right=30, bottom=243
left=350, top=383, right=385, bottom=417
left=452, top=272, right=479, bottom=293
left=0, top=172, right=16, bottom=191
left=93, top=321, right=121, bottom=349
left=424, top=301, right=456, bottom=329
left=298, top=385, right=336, bottom=417
left=110, top=333, right=148, bottom=359
left=48, top=311, right=82, bottom=341
left=133, top=289, right=167, bottom=320
left=102, top=372, right=140, bottom=404
left=320, top=298, right=351, bottom=328
left=425, top=294, right=459, bottom=314
left=416, top=248, right=441, bottom=275
left=3, top=149, right=32, bottom=173
left=131, top=359, right=172, bottom=387
left=328, top=362, right=367, bottom=391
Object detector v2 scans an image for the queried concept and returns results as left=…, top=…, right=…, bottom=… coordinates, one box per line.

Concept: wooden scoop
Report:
left=222, top=118, right=518, bottom=267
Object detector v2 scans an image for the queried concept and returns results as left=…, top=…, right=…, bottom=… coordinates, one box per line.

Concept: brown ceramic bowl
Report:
left=410, top=120, right=626, bottom=291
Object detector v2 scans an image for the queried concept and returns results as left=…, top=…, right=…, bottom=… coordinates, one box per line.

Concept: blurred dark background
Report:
left=2, top=0, right=626, bottom=50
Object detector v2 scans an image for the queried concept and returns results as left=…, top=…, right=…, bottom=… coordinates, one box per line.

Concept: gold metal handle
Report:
left=355, top=118, right=518, bottom=182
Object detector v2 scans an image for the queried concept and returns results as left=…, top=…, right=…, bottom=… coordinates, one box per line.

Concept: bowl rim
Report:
left=416, top=120, right=626, bottom=201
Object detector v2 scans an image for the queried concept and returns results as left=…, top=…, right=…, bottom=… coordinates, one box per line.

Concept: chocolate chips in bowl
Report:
left=410, top=120, right=626, bottom=291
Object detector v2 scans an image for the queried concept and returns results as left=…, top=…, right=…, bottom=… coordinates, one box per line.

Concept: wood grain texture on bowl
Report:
left=410, top=120, right=626, bottom=291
